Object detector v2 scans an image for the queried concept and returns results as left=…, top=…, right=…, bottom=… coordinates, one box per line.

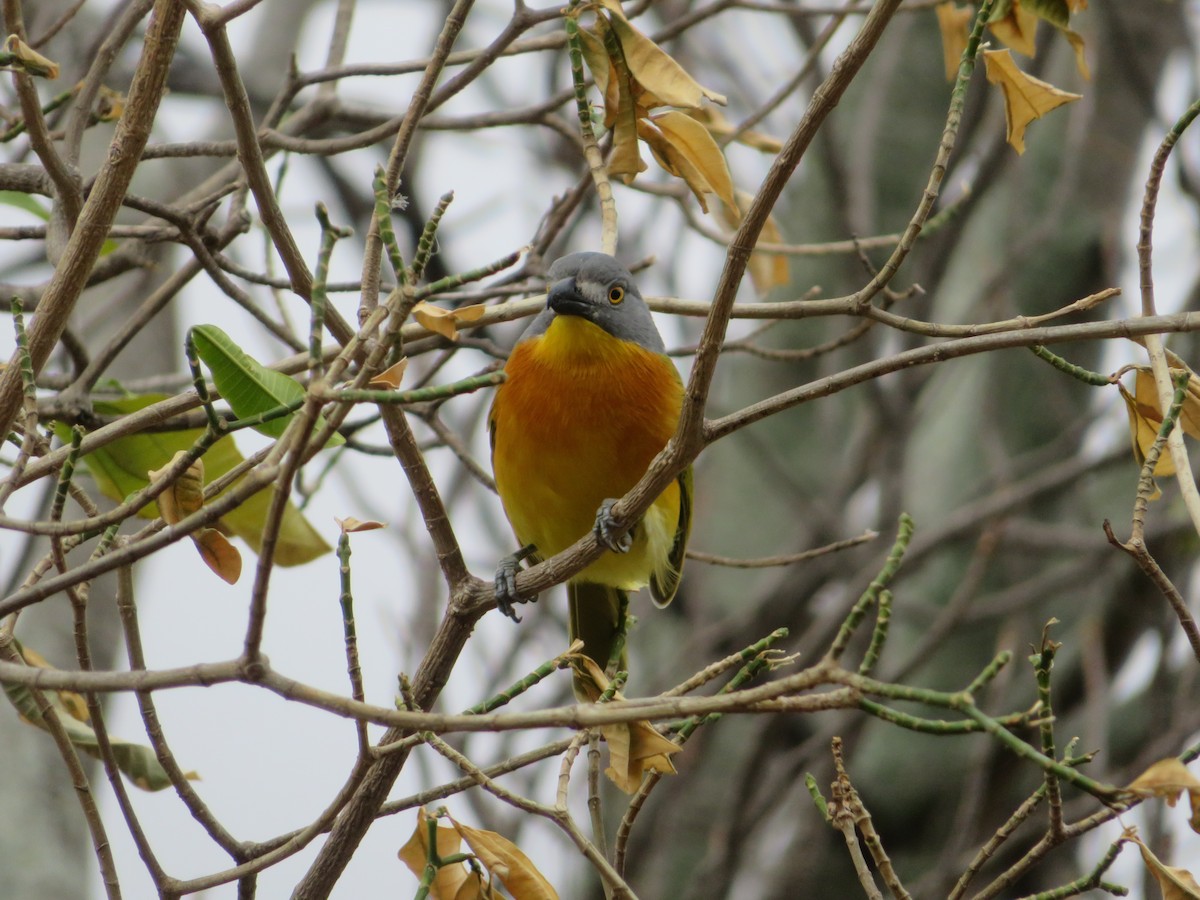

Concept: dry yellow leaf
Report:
left=413, top=302, right=489, bottom=342
left=148, top=451, right=205, bottom=526
left=369, top=357, right=409, bottom=390
left=1128, top=756, right=1200, bottom=834
left=718, top=192, right=790, bottom=295
left=988, top=0, right=1039, bottom=57
left=1134, top=366, right=1200, bottom=440
left=194, top=528, right=243, bottom=585
left=982, top=49, right=1080, bottom=154
left=1124, top=828, right=1200, bottom=899
left=604, top=712, right=680, bottom=793
left=743, top=205, right=788, bottom=295
left=95, top=85, right=126, bottom=122
left=17, top=645, right=89, bottom=723
left=608, top=94, right=647, bottom=183
left=595, top=0, right=726, bottom=110
left=335, top=516, right=387, bottom=533
left=1062, top=27, right=1090, bottom=80
left=449, top=816, right=558, bottom=900
left=1119, top=365, right=1200, bottom=493
left=935, top=3, right=974, bottom=81
left=452, top=871, right=491, bottom=900
left=3, top=35, right=59, bottom=79
left=58, top=688, right=90, bottom=723
left=592, top=16, right=647, bottom=182
left=990, top=0, right=1090, bottom=79
left=577, top=24, right=613, bottom=106
left=645, top=110, right=736, bottom=210
left=399, top=809, right=470, bottom=900
left=148, top=453, right=243, bottom=582
left=1128, top=758, right=1200, bottom=805
left=572, top=656, right=680, bottom=793
left=578, top=1, right=733, bottom=198
left=585, top=15, right=624, bottom=130
left=638, top=119, right=711, bottom=205
left=454, top=304, right=487, bottom=325
left=687, top=106, right=782, bottom=154
left=1120, top=381, right=1174, bottom=486
left=413, top=302, right=460, bottom=340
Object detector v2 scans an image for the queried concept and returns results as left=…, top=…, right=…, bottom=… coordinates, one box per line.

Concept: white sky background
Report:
left=0, top=0, right=1196, bottom=897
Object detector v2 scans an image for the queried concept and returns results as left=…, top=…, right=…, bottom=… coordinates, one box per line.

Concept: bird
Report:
left=488, top=252, right=692, bottom=686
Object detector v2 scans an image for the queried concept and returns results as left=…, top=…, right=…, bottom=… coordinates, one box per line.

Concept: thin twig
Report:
left=1137, top=98, right=1200, bottom=536
left=0, top=0, right=188, bottom=438
left=0, top=634, right=121, bottom=898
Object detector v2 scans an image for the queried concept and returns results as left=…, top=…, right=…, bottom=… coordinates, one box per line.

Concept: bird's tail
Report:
left=568, top=582, right=628, bottom=697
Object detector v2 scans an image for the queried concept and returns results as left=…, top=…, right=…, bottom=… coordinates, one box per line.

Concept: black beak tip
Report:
left=548, top=279, right=589, bottom=318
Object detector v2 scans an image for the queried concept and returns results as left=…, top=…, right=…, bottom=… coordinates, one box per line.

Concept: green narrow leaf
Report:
left=53, top=394, right=330, bottom=565
left=0, top=191, right=115, bottom=252
left=0, top=190, right=49, bottom=220
left=189, top=324, right=344, bottom=447
left=203, top=434, right=331, bottom=565
left=53, top=396, right=199, bottom=517
left=2, top=642, right=198, bottom=792
left=1022, top=0, right=1069, bottom=28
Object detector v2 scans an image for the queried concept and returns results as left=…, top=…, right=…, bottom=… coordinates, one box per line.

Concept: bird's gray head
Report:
left=521, top=252, right=665, bottom=353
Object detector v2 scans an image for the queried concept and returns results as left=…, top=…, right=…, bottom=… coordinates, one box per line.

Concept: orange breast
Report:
left=490, top=316, right=683, bottom=589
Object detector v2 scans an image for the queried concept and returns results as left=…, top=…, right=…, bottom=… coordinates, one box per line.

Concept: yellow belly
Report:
left=490, top=316, right=683, bottom=589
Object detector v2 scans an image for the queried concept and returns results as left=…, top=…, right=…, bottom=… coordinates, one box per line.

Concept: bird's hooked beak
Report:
left=547, top=277, right=593, bottom=321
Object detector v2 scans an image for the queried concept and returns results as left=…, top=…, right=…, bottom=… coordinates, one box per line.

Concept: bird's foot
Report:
left=495, top=544, right=539, bottom=622
left=594, top=499, right=634, bottom=554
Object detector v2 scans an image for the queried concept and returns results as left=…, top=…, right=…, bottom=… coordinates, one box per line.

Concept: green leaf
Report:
left=202, top=432, right=331, bottom=565
left=3, top=642, right=197, bottom=791
left=54, top=394, right=330, bottom=565
left=53, top=396, right=197, bottom=517
left=0, top=190, right=49, bottom=220
left=0, top=191, right=117, bottom=253
left=190, top=325, right=344, bottom=447
left=1022, top=0, right=1069, bottom=28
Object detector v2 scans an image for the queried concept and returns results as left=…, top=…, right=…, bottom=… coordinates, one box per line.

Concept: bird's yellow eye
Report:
left=608, top=285, right=625, bottom=304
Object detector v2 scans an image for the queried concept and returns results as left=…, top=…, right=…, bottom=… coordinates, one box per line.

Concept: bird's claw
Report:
left=494, top=544, right=538, bottom=623
left=594, top=499, right=633, bottom=554
left=494, top=563, right=521, bottom=622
